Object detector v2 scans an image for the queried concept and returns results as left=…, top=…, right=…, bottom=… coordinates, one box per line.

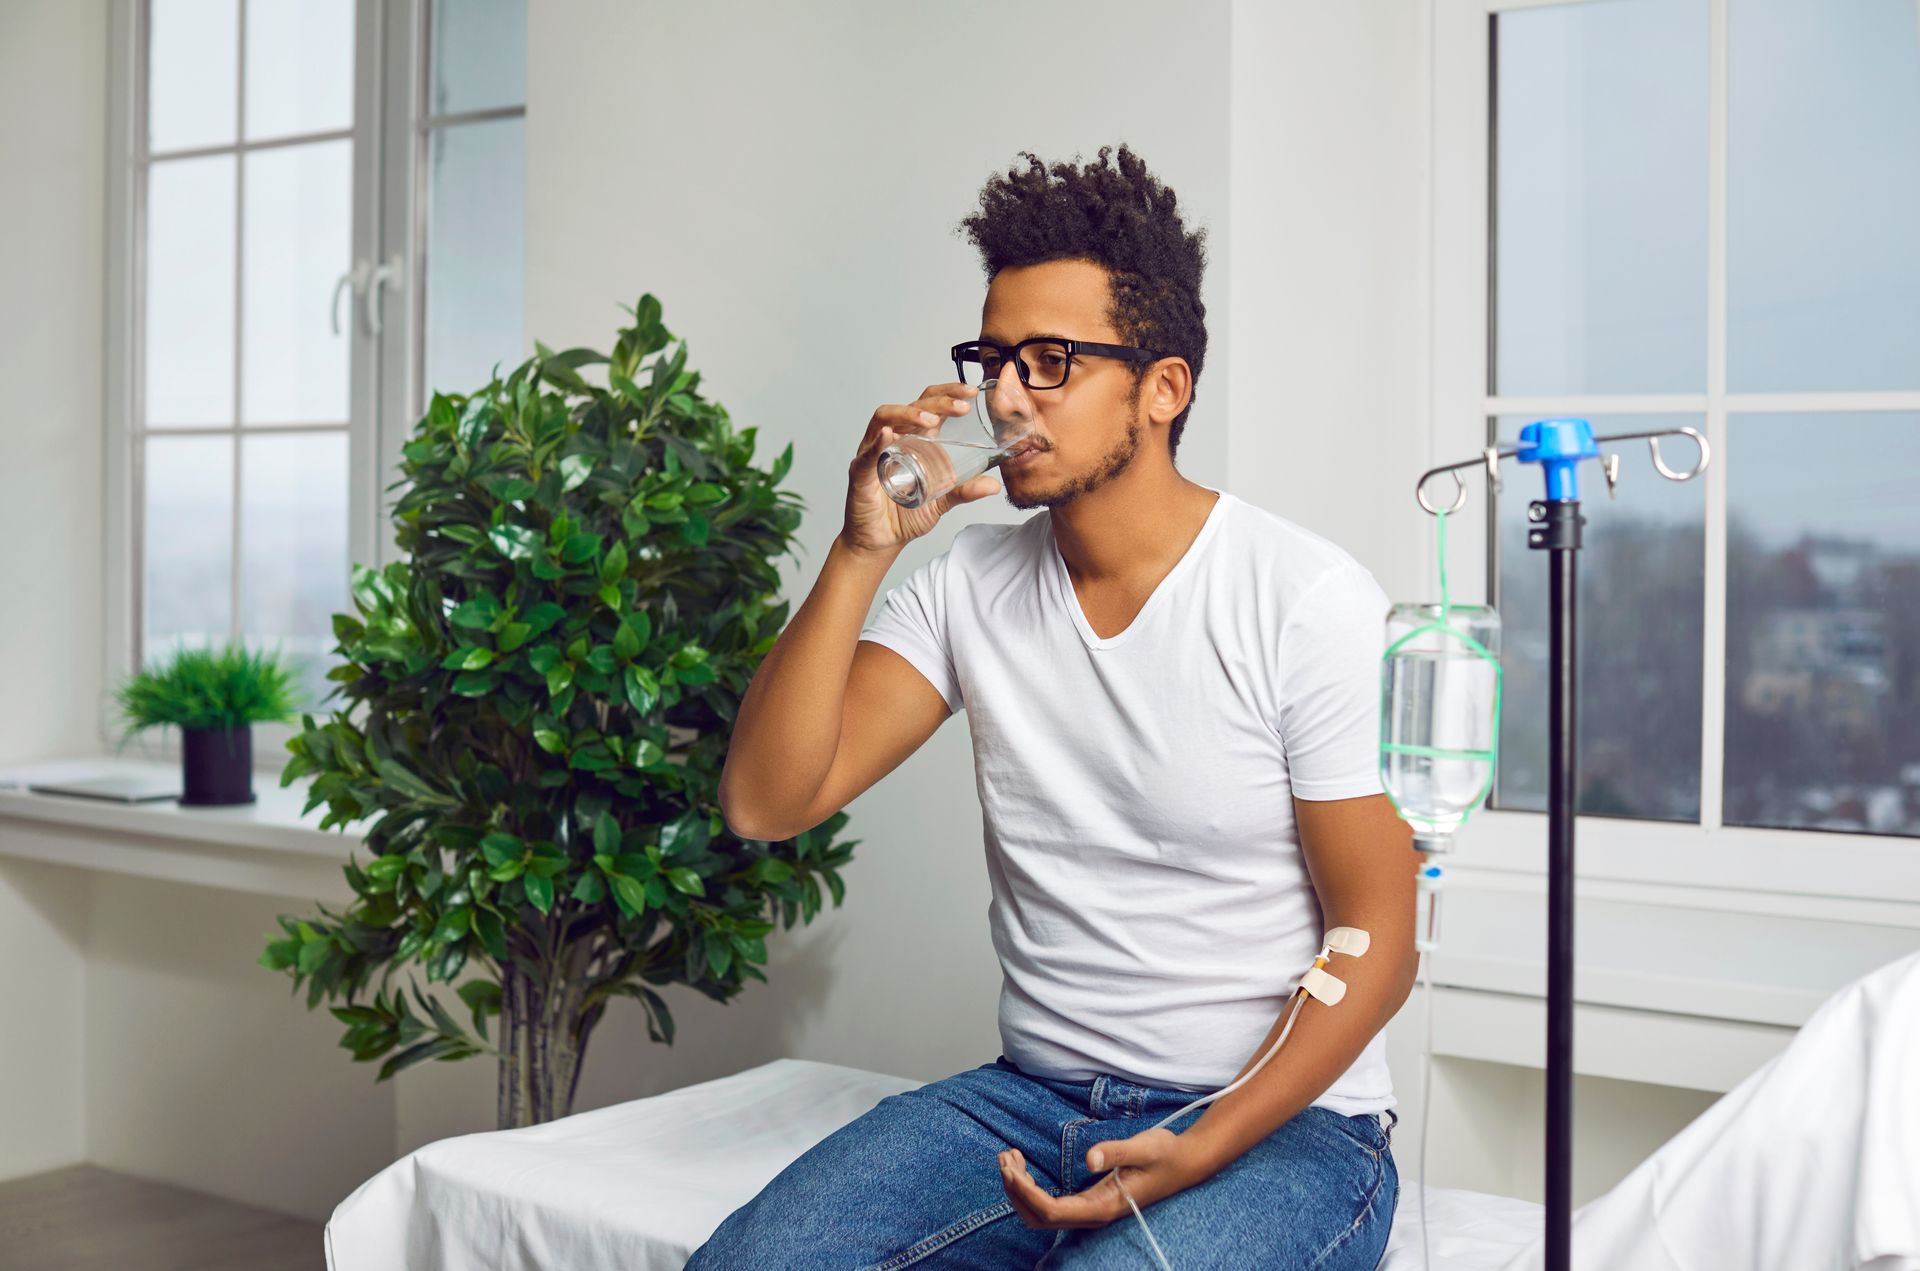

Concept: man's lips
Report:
left=1005, top=443, right=1047, bottom=467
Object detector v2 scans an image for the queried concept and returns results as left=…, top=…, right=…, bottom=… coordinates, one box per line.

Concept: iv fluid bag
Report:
left=1381, top=602, right=1501, bottom=851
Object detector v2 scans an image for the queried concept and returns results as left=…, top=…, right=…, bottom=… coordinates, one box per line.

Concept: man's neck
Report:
left=1048, top=464, right=1220, bottom=588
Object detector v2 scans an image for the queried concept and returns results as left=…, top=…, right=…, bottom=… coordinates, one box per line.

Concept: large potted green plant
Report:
left=115, top=642, right=298, bottom=805
left=258, top=295, right=860, bottom=1127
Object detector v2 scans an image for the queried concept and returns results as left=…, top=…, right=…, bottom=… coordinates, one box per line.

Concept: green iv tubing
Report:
left=1381, top=506, right=1504, bottom=1271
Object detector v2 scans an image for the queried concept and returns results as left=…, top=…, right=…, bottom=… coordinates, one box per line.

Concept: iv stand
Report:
left=1413, top=418, right=1708, bottom=1271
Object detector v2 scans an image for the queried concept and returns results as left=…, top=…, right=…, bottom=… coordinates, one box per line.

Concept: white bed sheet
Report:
left=327, top=948, right=1920, bottom=1270
left=326, top=1057, right=1536, bottom=1270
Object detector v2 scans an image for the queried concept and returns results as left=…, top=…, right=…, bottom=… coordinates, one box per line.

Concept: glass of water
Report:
left=876, top=377, right=1034, bottom=509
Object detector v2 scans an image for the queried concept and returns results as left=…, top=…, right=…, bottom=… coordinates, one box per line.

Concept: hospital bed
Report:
left=326, top=948, right=1920, bottom=1270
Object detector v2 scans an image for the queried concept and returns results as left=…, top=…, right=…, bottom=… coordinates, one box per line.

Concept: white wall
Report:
left=0, top=0, right=107, bottom=1183
left=1225, top=0, right=1432, bottom=601
left=0, top=0, right=108, bottom=764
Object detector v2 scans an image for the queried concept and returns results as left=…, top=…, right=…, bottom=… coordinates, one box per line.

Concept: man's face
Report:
left=978, top=258, right=1147, bottom=511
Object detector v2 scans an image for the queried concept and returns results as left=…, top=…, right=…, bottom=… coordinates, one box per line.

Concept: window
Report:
left=1429, top=0, right=1920, bottom=901
left=108, top=0, right=527, bottom=743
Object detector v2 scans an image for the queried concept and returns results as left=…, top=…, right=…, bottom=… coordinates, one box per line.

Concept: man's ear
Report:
left=1146, top=358, right=1192, bottom=426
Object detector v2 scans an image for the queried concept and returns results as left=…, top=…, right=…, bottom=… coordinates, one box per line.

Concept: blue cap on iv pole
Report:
left=1514, top=418, right=1599, bottom=502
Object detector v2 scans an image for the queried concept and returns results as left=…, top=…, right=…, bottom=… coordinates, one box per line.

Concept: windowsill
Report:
left=1426, top=875, right=1918, bottom=1029
left=0, top=756, right=366, bottom=898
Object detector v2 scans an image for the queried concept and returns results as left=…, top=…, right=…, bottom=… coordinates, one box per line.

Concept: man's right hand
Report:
left=841, top=381, right=1001, bottom=557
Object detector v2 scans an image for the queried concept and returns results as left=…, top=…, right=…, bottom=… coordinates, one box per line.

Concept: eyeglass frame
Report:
left=949, top=337, right=1181, bottom=391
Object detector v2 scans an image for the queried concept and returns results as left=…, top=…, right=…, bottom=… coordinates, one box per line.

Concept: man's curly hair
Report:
left=957, top=143, right=1209, bottom=460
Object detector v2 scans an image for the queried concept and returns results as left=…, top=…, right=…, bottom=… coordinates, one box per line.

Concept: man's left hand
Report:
left=997, top=1127, right=1210, bottom=1230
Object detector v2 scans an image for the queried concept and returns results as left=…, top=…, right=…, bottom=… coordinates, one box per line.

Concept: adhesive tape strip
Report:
left=1302, top=966, right=1347, bottom=1006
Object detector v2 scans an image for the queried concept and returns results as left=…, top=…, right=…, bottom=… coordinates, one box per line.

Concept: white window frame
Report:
left=103, top=0, right=525, bottom=767
left=1428, top=0, right=1920, bottom=924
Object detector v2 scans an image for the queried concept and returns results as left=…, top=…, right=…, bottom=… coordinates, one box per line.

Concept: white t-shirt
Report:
left=858, top=487, right=1397, bottom=1116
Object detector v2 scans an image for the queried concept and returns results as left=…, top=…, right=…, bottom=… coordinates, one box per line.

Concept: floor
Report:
left=0, top=1165, right=323, bottom=1270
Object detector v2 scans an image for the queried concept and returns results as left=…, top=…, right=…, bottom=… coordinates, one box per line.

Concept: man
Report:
left=694, top=144, right=1417, bottom=1269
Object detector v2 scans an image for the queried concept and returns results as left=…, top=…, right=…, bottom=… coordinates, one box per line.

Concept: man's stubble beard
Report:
left=1006, top=395, right=1146, bottom=512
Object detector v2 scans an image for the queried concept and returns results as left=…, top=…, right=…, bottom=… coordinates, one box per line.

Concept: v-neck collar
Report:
left=1047, top=489, right=1230, bottom=651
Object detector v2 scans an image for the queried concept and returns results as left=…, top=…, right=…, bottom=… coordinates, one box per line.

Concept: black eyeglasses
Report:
left=950, top=338, right=1179, bottom=391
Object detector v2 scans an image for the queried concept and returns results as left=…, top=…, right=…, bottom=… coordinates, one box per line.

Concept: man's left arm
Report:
left=996, top=791, right=1423, bottom=1227
left=1177, top=791, right=1420, bottom=1179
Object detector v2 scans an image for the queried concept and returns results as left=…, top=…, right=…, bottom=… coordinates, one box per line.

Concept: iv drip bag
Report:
left=1380, top=602, right=1502, bottom=852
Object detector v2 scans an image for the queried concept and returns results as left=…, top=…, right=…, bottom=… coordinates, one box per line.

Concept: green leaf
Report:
left=598, top=583, right=621, bottom=609
left=558, top=453, right=594, bottom=492
left=523, top=874, right=555, bottom=914
left=704, top=928, right=733, bottom=978
left=545, top=663, right=575, bottom=698
left=660, top=809, right=710, bottom=858
left=448, top=597, right=499, bottom=629
left=594, top=811, right=620, bottom=856
left=488, top=524, right=539, bottom=560
left=367, top=854, right=407, bottom=882
left=610, top=874, right=649, bottom=917
left=451, top=669, right=495, bottom=696
left=561, top=532, right=601, bottom=563
left=666, top=867, right=705, bottom=897
left=601, top=540, right=629, bottom=584
left=568, top=744, right=614, bottom=771
left=440, top=646, right=495, bottom=670
left=480, top=475, right=537, bottom=502
left=676, top=660, right=717, bottom=685
left=628, top=609, right=653, bottom=650
left=497, top=622, right=533, bottom=653
left=432, top=908, right=471, bottom=942
left=480, top=833, right=523, bottom=868
left=297, top=938, right=331, bottom=975
left=471, top=910, right=509, bottom=962
left=630, top=737, right=664, bottom=768
left=612, top=619, right=640, bottom=661
left=679, top=513, right=711, bottom=548
left=375, top=759, right=448, bottom=804
left=532, top=728, right=566, bottom=754
left=521, top=602, right=566, bottom=636
left=378, top=1036, right=467, bottom=1081
left=623, top=665, right=658, bottom=715
left=686, top=482, right=727, bottom=505
left=571, top=872, right=607, bottom=904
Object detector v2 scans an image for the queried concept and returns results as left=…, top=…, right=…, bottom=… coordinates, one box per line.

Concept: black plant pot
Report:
left=179, top=725, right=256, bottom=806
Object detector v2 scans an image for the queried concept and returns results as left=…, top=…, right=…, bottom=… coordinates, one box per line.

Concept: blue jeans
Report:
left=685, top=1055, right=1399, bottom=1270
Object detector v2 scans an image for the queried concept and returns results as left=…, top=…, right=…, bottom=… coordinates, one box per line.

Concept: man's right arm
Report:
left=718, top=535, right=951, bottom=842
left=718, top=377, right=996, bottom=843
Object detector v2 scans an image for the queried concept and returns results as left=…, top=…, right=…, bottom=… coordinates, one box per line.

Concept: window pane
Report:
left=1725, top=414, right=1920, bottom=836
left=148, top=0, right=237, bottom=152
left=144, top=435, right=234, bottom=660
left=1728, top=0, right=1920, bottom=392
left=243, top=0, right=355, bottom=141
left=430, top=0, right=528, bottom=116
left=424, top=118, right=525, bottom=398
left=1493, top=0, right=1709, bottom=395
left=146, top=155, right=236, bottom=427
left=242, top=140, right=352, bottom=424
left=240, top=432, right=348, bottom=714
left=1492, top=415, right=1706, bottom=822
